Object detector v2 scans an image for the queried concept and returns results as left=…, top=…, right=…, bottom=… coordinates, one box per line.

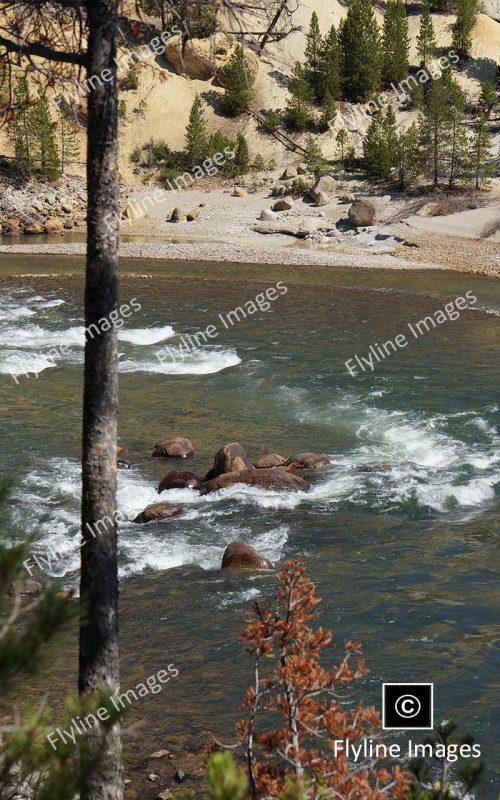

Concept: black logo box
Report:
left=382, top=683, right=434, bottom=730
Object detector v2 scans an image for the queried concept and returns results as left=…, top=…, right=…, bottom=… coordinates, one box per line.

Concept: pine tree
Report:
left=479, top=81, right=497, bottom=118
left=452, top=0, right=479, bottom=60
left=304, top=11, right=323, bottom=101
left=318, top=25, right=342, bottom=103
left=185, top=93, right=209, bottom=168
left=233, top=133, right=250, bottom=175
left=320, top=89, right=337, bottom=132
left=445, top=93, right=469, bottom=187
left=362, top=108, right=398, bottom=179
left=221, top=45, right=254, bottom=116
left=284, top=62, right=313, bottom=132
left=395, top=122, right=422, bottom=187
left=29, top=90, right=61, bottom=179
left=382, top=0, right=409, bottom=86
left=470, top=114, right=494, bottom=188
left=341, top=0, right=382, bottom=101
left=417, top=74, right=464, bottom=186
left=336, top=128, right=348, bottom=161
left=58, top=97, right=80, bottom=175
left=417, top=1, right=436, bottom=67
left=303, top=135, right=328, bottom=177
left=10, top=78, right=32, bottom=175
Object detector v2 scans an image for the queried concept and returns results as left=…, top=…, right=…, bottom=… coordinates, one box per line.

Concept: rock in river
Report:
left=287, top=453, right=331, bottom=471
left=204, top=466, right=310, bottom=494
left=222, top=542, right=272, bottom=570
left=204, top=442, right=252, bottom=480
left=253, top=452, right=287, bottom=468
left=152, top=437, right=195, bottom=459
left=158, top=470, right=204, bottom=493
left=134, top=504, right=183, bottom=524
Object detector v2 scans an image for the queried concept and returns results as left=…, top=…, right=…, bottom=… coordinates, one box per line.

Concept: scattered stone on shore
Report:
left=152, top=437, right=195, bottom=459
left=149, top=750, right=173, bottom=760
left=156, top=791, right=172, bottom=800
left=203, top=466, right=310, bottom=493
left=309, top=175, right=337, bottom=204
left=338, top=192, right=356, bottom=204
left=253, top=453, right=287, bottom=468
left=281, top=166, right=298, bottom=180
left=315, top=191, right=330, bottom=207
left=44, top=217, right=64, bottom=233
left=186, top=208, right=200, bottom=221
left=287, top=453, right=331, bottom=471
left=204, top=442, right=252, bottom=481
left=271, top=183, right=288, bottom=197
left=348, top=196, right=389, bottom=227
left=232, top=186, right=247, bottom=197
left=174, top=769, right=187, bottom=783
left=25, top=222, right=44, bottom=234
left=158, top=470, right=204, bottom=493
left=221, top=542, right=273, bottom=570
left=272, top=198, right=293, bottom=212
left=259, top=208, right=278, bottom=222
left=9, top=580, right=44, bottom=597
left=148, top=774, right=160, bottom=782
left=297, top=162, right=308, bottom=175
left=170, top=207, right=187, bottom=223
left=134, top=503, right=183, bottom=524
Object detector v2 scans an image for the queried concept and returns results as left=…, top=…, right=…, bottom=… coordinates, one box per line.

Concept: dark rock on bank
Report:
left=134, top=504, right=183, bottom=524
left=158, top=471, right=204, bottom=493
left=221, top=542, right=272, bottom=570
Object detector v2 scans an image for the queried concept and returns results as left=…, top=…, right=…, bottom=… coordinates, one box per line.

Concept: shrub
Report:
left=130, top=146, right=142, bottom=164
left=252, top=154, right=266, bottom=172
left=118, top=99, right=127, bottom=118
left=262, top=109, right=280, bottom=134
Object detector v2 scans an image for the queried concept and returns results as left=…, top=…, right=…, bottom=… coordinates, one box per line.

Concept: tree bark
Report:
left=79, top=1, right=122, bottom=799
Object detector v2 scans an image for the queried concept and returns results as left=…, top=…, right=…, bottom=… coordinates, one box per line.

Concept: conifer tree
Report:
left=58, top=97, right=80, bottom=175
left=318, top=25, right=342, bottom=103
left=445, top=93, right=469, bottom=187
left=336, top=128, right=348, bottom=161
left=284, top=62, right=313, bottom=132
left=233, top=133, right=250, bottom=175
left=10, top=78, right=32, bottom=175
left=452, top=0, right=479, bottom=60
left=341, top=0, right=382, bottom=101
left=395, top=122, right=422, bottom=187
left=304, top=11, right=323, bottom=101
left=417, top=74, right=464, bottom=186
left=29, top=90, right=61, bottom=179
left=304, top=135, right=328, bottom=177
left=320, top=89, right=337, bottom=132
left=185, top=93, right=209, bottom=168
left=362, top=108, right=398, bottom=179
left=479, top=81, right=497, bottom=117
left=470, top=115, right=494, bottom=188
left=382, top=0, right=409, bottom=86
left=221, top=45, right=254, bottom=116
left=417, top=1, right=436, bottom=67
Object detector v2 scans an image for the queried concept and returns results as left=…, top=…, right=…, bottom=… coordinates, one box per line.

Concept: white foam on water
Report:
left=0, top=324, right=85, bottom=349
left=119, top=348, right=241, bottom=375
left=0, top=350, right=59, bottom=377
left=118, top=325, right=175, bottom=345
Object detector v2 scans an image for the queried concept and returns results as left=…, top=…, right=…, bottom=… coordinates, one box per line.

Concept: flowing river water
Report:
left=1, top=253, right=499, bottom=795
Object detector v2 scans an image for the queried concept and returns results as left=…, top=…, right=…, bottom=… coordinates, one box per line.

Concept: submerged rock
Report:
left=286, top=453, right=331, bottom=471
left=253, top=453, right=287, bottom=469
left=357, top=462, right=392, bottom=472
left=204, top=442, right=252, bottom=480
left=158, top=470, right=204, bottom=493
left=204, top=466, right=310, bottom=493
left=222, top=542, right=272, bottom=570
left=134, top=504, right=183, bottom=524
left=152, top=437, right=195, bottom=459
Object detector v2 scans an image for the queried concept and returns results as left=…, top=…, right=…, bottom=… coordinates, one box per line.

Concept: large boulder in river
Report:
left=253, top=453, right=287, bottom=469
left=134, top=503, right=183, bottom=524
left=348, top=196, right=388, bottom=227
left=222, top=542, right=272, bottom=571
left=309, top=176, right=337, bottom=204
left=205, top=442, right=252, bottom=480
left=152, top=437, right=194, bottom=459
left=287, top=453, right=331, bottom=471
left=204, top=467, right=310, bottom=494
left=158, top=470, right=204, bottom=493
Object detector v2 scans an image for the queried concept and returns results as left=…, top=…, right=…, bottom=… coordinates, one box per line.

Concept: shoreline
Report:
left=0, top=237, right=498, bottom=277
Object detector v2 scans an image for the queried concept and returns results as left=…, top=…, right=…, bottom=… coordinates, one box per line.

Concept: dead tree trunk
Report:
left=79, top=0, right=122, bottom=798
